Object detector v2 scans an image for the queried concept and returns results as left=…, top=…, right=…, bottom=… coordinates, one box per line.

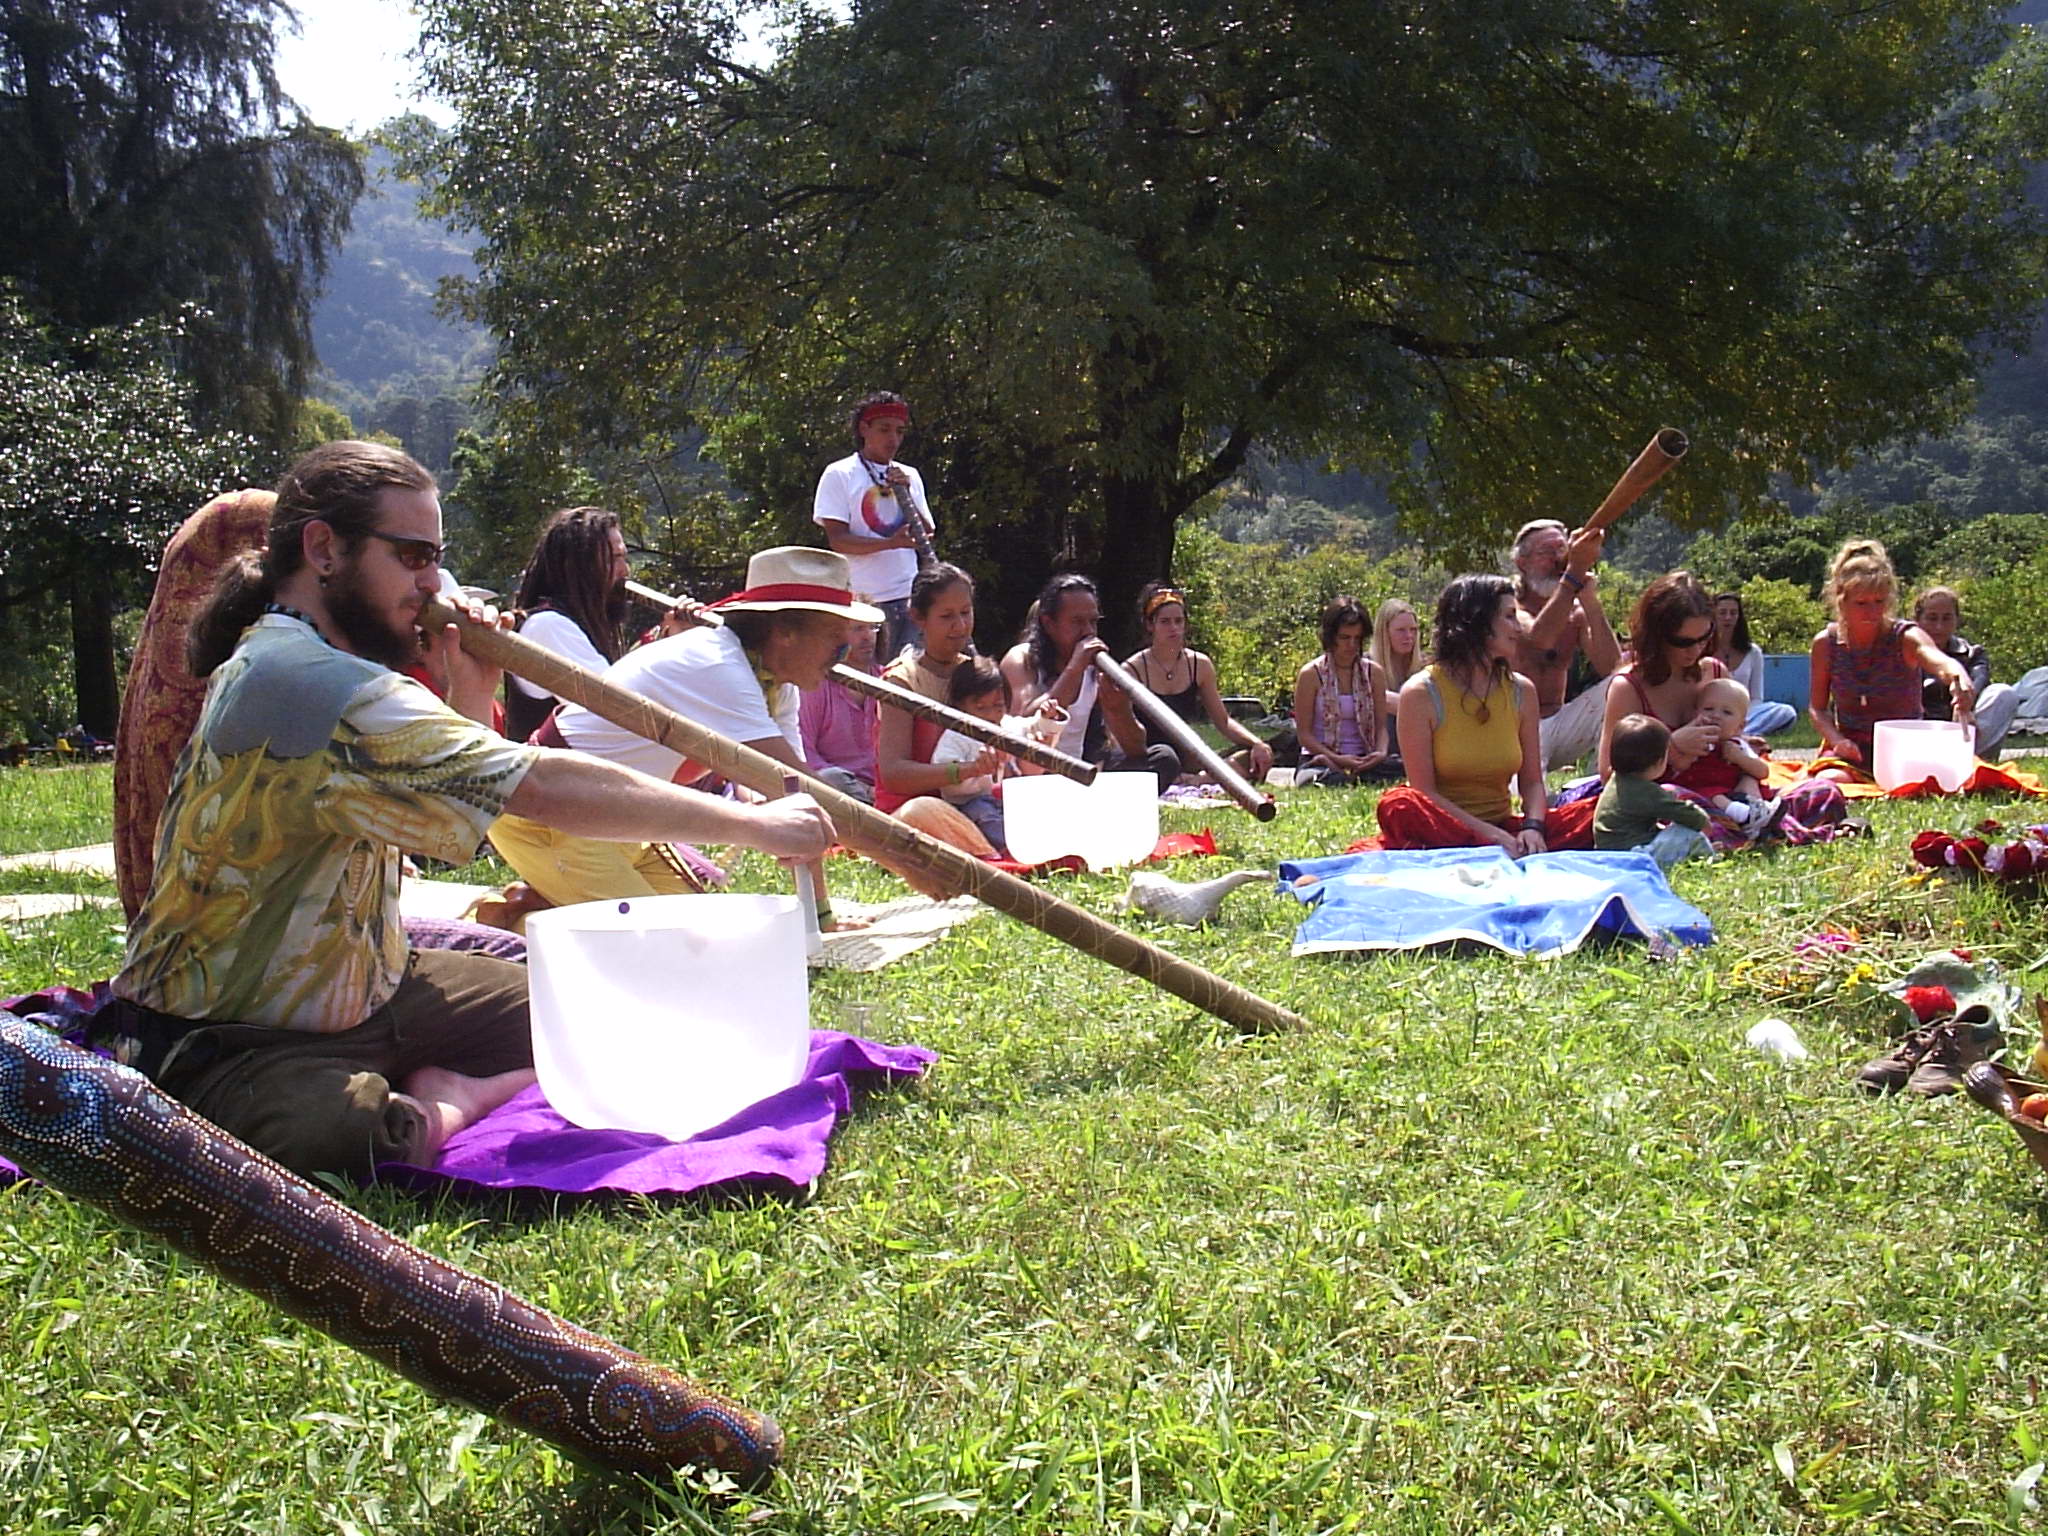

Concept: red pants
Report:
left=1375, top=786, right=1595, bottom=851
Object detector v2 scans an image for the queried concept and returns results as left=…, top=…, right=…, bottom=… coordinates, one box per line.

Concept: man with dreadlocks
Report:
left=503, top=506, right=633, bottom=743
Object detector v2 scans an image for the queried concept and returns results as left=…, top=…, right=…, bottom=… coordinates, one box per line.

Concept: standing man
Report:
left=814, top=391, right=933, bottom=659
left=107, top=443, right=833, bottom=1183
left=1509, top=519, right=1622, bottom=770
left=1912, top=586, right=2021, bottom=758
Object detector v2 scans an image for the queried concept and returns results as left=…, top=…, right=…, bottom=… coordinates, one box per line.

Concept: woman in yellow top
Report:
left=1375, top=574, right=1596, bottom=851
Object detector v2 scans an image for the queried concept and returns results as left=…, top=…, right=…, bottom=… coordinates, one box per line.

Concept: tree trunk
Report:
left=69, top=566, right=118, bottom=740
left=1096, top=473, right=1184, bottom=657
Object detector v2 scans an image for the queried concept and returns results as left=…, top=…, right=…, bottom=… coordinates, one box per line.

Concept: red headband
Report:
left=709, top=582, right=858, bottom=609
left=858, top=402, right=910, bottom=426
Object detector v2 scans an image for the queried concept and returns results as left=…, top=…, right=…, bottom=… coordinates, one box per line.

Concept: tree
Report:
left=412, top=0, right=2048, bottom=641
left=1, top=0, right=363, bottom=727
left=1, top=0, right=362, bottom=439
left=0, top=288, right=257, bottom=733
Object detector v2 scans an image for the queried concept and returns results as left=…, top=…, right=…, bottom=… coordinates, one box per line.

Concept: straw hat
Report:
left=711, top=546, right=885, bottom=623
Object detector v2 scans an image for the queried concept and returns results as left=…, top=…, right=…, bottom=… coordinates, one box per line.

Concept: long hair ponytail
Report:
left=187, top=441, right=435, bottom=677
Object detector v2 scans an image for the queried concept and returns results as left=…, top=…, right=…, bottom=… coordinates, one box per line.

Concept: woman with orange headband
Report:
left=1121, top=580, right=1275, bottom=786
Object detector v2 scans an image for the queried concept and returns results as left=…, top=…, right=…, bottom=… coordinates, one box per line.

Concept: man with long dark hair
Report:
left=504, top=505, right=632, bottom=742
left=106, top=442, right=834, bottom=1183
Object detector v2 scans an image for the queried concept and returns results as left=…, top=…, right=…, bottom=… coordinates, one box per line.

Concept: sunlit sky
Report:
left=272, top=1, right=800, bottom=135
left=272, top=0, right=448, bottom=134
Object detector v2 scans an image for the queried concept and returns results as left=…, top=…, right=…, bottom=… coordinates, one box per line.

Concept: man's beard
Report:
left=606, top=586, right=631, bottom=633
left=1521, top=569, right=1562, bottom=601
left=326, top=562, right=425, bottom=671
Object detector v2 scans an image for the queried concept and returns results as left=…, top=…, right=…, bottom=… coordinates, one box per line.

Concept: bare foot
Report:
left=398, top=1065, right=538, bottom=1161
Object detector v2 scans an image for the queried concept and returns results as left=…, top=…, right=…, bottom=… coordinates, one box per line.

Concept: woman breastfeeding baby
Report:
left=1597, top=572, right=1845, bottom=848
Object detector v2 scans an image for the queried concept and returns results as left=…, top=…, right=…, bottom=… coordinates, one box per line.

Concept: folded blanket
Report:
left=1772, top=757, right=2044, bottom=799
left=1278, top=846, right=1713, bottom=958
left=0, top=983, right=931, bottom=1200
left=378, top=1032, right=933, bottom=1199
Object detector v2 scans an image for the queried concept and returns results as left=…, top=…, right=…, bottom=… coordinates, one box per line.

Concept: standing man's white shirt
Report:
left=555, top=625, right=801, bottom=782
left=812, top=452, right=930, bottom=606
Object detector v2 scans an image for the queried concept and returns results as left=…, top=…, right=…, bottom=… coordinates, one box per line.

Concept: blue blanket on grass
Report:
left=1277, top=847, right=1713, bottom=958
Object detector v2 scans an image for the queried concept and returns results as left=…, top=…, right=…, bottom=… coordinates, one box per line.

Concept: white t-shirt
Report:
left=511, top=608, right=612, bottom=700
left=555, top=624, right=800, bottom=782
left=812, top=451, right=932, bottom=605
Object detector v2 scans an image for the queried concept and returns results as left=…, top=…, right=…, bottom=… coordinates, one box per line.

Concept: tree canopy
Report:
left=0, top=0, right=363, bottom=442
left=413, top=0, right=2048, bottom=634
left=0, top=285, right=257, bottom=731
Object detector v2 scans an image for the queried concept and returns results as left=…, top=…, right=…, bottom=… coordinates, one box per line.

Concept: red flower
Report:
left=1911, top=830, right=1954, bottom=868
left=1902, top=985, right=1958, bottom=1022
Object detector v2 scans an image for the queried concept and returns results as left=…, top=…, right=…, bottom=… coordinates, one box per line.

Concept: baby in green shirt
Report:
left=1594, top=714, right=1713, bottom=870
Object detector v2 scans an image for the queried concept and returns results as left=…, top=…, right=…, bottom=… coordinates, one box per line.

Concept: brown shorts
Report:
left=152, top=947, right=531, bottom=1183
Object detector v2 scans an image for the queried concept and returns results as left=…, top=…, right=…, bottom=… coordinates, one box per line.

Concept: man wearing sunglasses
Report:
left=1509, top=518, right=1623, bottom=771
left=104, top=441, right=836, bottom=1184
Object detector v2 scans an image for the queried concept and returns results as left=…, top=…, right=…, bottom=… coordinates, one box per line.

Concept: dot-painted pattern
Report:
left=0, top=1012, right=783, bottom=1485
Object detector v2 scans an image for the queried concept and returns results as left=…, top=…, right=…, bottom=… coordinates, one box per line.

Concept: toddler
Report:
left=929, top=657, right=1020, bottom=854
left=1674, top=676, right=1778, bottom=831
left=1594, top=713, right=1712, bottom=870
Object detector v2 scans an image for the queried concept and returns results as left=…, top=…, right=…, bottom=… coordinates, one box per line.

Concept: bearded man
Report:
left=1508, top=518, right=1622, bottom=771
left=105, top=442, right=833, bottom=1182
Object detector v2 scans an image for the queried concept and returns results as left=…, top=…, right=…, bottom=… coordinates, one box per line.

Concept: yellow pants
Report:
left=487, top=813, right=700, bottom=907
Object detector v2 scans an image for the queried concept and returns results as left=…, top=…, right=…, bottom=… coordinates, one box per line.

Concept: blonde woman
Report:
left=1809, top=540, right=1973, bottom=782
left=1369, top=598, right=1421, bottom=770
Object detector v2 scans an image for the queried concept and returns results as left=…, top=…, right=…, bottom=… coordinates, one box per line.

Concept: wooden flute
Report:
left=830, top=664, right=1099, bottom=784
left=1088, top=652, right=1277, bottom=822
left=1583, top=428, right=1690, bottom=536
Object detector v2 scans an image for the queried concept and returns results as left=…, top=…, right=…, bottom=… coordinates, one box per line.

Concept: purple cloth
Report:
left=1, top=983, right=932, bottom=1199
left=378, top=1031, right=932, bottom=1198
left=400, top=914, right=528, bottom=961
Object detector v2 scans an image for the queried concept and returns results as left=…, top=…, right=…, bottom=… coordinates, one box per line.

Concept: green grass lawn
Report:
left=8, top=761, right=2048, bottom=1532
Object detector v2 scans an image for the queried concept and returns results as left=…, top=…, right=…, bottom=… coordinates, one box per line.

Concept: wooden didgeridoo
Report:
left=830, top=665, right=1100, bottom=785
left=624, top=579, right=721, bottom=629
left=623, top=581, right=1100, bottom=784
left=1582, top=428, right=1690, bottom=536
left=1088, top=653, right=1277, bottom=823
left=426, top=600, right=1308, bottom=1035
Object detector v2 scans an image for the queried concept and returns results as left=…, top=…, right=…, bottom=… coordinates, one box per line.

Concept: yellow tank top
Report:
left=1425, top=663, right=1524, bottom=824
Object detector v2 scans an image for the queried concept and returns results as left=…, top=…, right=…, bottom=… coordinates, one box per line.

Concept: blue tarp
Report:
left=1277, top=846, right=1714, bottom=959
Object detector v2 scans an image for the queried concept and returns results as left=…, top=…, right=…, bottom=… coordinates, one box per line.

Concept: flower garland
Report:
left=1910, top=818, right=2048, bottom=881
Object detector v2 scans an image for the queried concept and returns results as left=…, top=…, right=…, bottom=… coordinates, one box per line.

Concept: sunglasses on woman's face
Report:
left=1672, top=628, right=1715, bottom=649
left=363, top=529, right=445, bottom=571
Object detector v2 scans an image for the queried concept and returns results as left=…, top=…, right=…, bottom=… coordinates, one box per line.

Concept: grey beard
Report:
left=1521, top=571, right=1562, bottom=602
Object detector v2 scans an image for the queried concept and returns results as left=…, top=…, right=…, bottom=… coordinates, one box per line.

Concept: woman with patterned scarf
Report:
left=1291, top=595, right=1394, bottom=787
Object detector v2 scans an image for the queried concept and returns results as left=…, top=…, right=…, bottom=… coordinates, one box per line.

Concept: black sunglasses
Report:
left=1671, top=628, right=1715, bottom=649
left=363, top=529, right=445, bottom=571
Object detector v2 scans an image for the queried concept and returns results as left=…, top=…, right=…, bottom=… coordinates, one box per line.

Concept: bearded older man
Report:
left=1508, top=518, right=1622, bottom=771
left=106, top=442, right=834, bottom=1183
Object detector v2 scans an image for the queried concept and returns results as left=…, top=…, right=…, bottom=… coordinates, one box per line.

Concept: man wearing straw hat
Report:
left=104, top=443, right=835, bottom=1183
left=489, top=546, right=883, bottom=927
